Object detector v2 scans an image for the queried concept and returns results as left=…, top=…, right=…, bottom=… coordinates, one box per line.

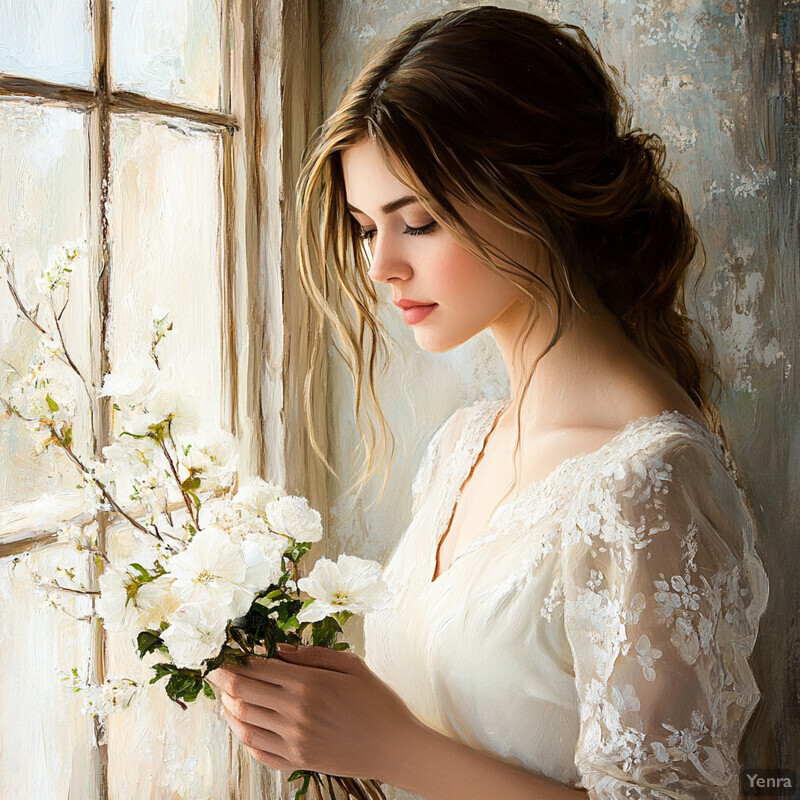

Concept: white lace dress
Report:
left=363, top=399, right=769, bottom=799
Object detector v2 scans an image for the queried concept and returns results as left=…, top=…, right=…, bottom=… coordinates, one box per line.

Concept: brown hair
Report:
left=297, top=5, right=722, bottom=498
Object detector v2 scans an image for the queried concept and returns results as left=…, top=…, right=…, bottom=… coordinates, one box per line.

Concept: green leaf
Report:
left=204, top=644, right=248, bottom=673
left=278, top=615, right=299, bottom=632
left=202, top=680, right=216, bottom=700
left=310, top=616, right=342, bottom=648
left=137, top=630, right=165, bottom=658
left=149, top=662, right=177, bottom=684
left=181, top=476, right=201, bottom=493
left=120, top=430, right=154, bottom=440
left=63, top=424, right=72, bottom=447
left=335, top=610, right=353, bottom=627
left=45, top=394, right=59, bottom=412
left=165, top=672, right=203, bottom=705
left=130, top=563, right=155, bottom=583
left=288, top=771, right=312, bottom=799
left=332, top=642, right=350, bottom=651
left=148, top=663, right=205, bottom=707
left=185, top=489, right=201, bottom=509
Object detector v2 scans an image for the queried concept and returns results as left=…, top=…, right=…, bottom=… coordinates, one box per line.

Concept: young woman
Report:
left=210, top=7, right=769, bottom=798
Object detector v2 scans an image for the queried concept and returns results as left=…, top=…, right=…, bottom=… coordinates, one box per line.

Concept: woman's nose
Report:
left=367, top=234, right=412, bottom=284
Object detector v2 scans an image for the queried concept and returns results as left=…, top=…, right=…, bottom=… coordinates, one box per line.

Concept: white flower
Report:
left=36, top=242, right=84, bottom=293
left=233, top=477, right=286, bottom=516
left=168, top=527, right=254, bottom=618
left=96, top=567, right=138, bottom=632
left=161, top=604, right=229, bottom=669
left=117, top=410, right=161, bottom=438
left=135, top=575, right=180, bottom=629
left=297, top=554, right=390, bottom=623
left=103, top=439, right=159, bottom=474
left=264, top=495, right=323, bottom=542
left=38, top=332, right=64, bottom=356
left=77, top=475, right=112, bottom=514
left=611, top=683, right=641, bottom=714
left=241, top=535, right=284, bottom=591
left=151, top=306, right=172, bottom=342
left=102, top=438, right=166, bottom=501
left=147, top=384, right=201, bottom=437
left=634, top=634, right=663, bottom=682
left=61, top=673, right=138, bottom=718
left=627, top=592, right=646, bottom=625
left=179, top=430, right=239, bottom=487
left=670, top=615, right=700, bottom=664
left=653, top=579, right=682, bottom=619
left=100, top=350, right=160, bottom=407
left=7, top=358, right=76, bottom=424
left=199, top=499, right=276, bottom=545
left=98, top=677, right=138, bottom=713
left=651, top=740, right=671, bottom=762
left=586, top=570, right=604, bottom=591
left=56, top=521, right=97, bottom=551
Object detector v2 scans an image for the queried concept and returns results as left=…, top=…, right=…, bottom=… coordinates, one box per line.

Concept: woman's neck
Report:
left=488, top=293, right=700, bottom=433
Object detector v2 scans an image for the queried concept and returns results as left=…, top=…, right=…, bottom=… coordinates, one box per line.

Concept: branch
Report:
left=47, top=293, right=97, bottom=435
left=6, top=276, right=47, bottom=335
left=42, top=580, right=100, bottom=597
left=159, top=435, right=198, bottom=528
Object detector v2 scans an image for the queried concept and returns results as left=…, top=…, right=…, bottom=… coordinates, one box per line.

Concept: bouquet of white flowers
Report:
left=1, top=243, right=390, bottom=800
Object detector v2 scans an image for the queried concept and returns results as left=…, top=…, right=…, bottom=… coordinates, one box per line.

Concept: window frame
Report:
left=0, top=0, right=264, bottom=557
left=0, top=3, right=327, bottom=795
left=0, top=3, right=262, bottom=792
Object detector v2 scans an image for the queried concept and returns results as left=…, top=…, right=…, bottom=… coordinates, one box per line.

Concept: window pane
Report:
left=110, top=0, right=223, bottom=111
left=0, top=102, right=93, bottom=508
left=108, top=115, right=224, bottom=439
left=0, top=1, right=93, bottom=87
left=0, top=554, right=98, bottom=800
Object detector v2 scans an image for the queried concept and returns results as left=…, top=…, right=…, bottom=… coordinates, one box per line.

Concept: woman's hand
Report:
left=207, top=644, right=419, bottom=780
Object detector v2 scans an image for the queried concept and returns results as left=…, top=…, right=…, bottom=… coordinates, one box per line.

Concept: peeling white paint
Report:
left=732, top=162, right=778, bottom=198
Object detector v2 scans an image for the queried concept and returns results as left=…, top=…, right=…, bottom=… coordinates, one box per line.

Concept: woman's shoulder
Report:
left=559, top=410, right=763, bottom=562
left=563, top=409, right=730, bottom=492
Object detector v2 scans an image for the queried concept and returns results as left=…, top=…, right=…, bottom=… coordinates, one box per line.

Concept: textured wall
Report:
left=320, top=0, right=798, bottom=782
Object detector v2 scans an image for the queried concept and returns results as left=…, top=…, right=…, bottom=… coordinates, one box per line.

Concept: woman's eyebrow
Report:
left=346, top=195, right=419, bottom=215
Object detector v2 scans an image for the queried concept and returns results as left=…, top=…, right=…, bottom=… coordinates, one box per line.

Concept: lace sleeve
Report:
left=561, top=433, right=769, bottom=799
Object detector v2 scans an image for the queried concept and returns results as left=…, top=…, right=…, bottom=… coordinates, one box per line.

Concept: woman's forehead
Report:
left=341, top=139, right=418, bottom=213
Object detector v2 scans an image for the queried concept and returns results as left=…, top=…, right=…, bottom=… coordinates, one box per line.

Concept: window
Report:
left=0, top=1, right=263, bottom=796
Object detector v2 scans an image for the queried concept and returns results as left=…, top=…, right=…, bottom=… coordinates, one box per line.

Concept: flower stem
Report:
left=43, top=580, right=100, bottom=596
left=158, top=434, right=198, bottom=529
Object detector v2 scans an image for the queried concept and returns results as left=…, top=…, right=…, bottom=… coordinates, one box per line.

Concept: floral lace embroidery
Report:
left=390, top=400, right=767, bottom=798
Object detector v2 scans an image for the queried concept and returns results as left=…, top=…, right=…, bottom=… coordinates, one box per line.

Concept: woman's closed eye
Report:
left=356, top=219, right=438, bottom=242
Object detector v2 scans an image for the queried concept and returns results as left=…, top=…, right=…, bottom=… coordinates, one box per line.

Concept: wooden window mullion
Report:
left=88, top=0, right=112, bottom=795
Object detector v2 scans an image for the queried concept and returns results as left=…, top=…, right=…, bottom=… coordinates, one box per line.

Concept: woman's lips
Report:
left=401, top=304, right=438, bottom=325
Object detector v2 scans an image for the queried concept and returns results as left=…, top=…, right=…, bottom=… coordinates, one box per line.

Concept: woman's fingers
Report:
left=220, top=705, right=292, bottom=767
left=221, top=691, right=281, bottom=730
left=275, top=643, right=365, bottom=674
left=207, top=666, right=296, bottom=714
left=244, top=745, right=297, bottom=772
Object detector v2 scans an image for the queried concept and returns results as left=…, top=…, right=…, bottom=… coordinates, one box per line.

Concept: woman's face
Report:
left=341, top=138, right=529, bottom=353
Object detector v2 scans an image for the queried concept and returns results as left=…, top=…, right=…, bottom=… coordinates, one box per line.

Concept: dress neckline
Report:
left=427, top=400, right=720, bottom=586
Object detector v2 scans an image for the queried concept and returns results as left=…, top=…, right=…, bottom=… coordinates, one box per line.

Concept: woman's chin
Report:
left=412, top=329, right=472, bottom=354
